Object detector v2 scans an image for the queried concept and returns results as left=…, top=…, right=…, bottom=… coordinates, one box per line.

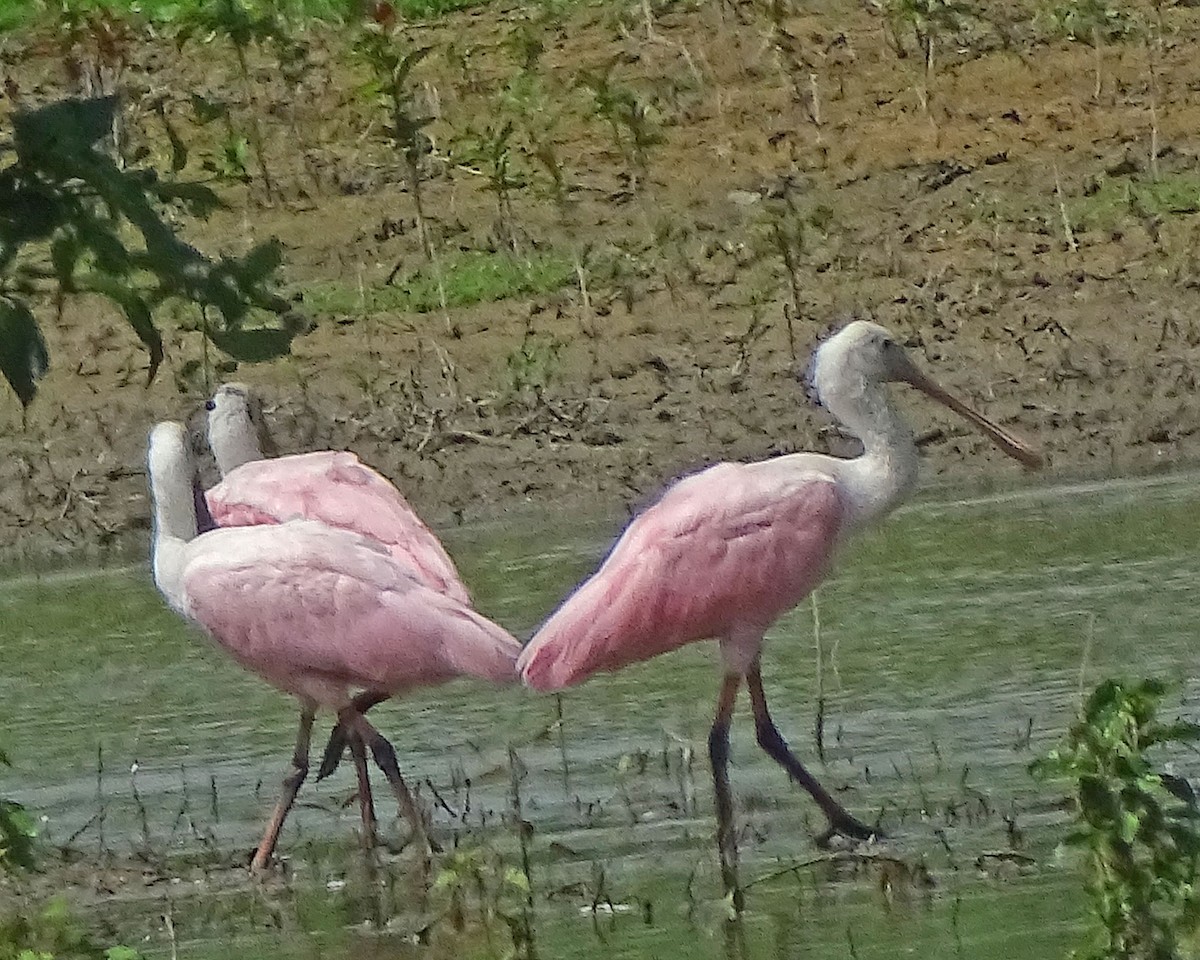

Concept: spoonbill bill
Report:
left=516, top=320, right=1042, bottom=901
left=147, top=421, right=521, bottom=872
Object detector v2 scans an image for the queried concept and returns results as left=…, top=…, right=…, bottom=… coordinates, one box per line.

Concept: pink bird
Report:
left=517, top=321, right=1042, bottom=901
left=204, top=384, right=469, bottom=603
left=201, top=383, right=472, bottom=784
left=147, top=421, right=521, bottom=872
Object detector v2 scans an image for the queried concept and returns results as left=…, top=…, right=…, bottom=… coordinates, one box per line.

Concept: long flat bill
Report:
left=907, top=371, right=1044, bottom=470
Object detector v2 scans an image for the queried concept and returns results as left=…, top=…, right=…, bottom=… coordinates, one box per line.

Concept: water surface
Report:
left=2, top=470, right=1198, bottom=958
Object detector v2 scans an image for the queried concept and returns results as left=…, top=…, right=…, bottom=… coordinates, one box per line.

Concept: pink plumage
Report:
left=151, top=419, right=524, bottom=871
left=513, top=320, right=1042, bottom=880
left=518, top=461, right=844, bottom=691
left=206, top=451, right=469, bottom=604
left=181, top=520, right=518, bottom=707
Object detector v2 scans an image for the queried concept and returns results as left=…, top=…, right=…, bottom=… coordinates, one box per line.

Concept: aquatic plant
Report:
left=0, top=749, right=35, bottom=874
left=1032, top=678, right=1200, bottom=960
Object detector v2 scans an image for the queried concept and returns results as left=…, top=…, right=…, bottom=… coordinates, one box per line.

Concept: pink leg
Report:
left=708, top=673, right=743, bottom=910
left=348, top=732, right=378, bottom=850
left=251, top=706, right=315, bottom=873
left=341, top=709, right=437, bottom=871
left=745, top=659, right=878, bottom=843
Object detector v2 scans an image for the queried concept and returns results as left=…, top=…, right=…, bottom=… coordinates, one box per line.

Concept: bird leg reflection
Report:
left=708, top=673, right=743, bottom=911
left=251, top=706, right=315, bottom=873
left=745, top=659, right=877, bottom=844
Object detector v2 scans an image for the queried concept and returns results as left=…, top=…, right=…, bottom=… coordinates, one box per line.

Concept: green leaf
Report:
left=13, top=96, right=118, bottom=162
left=159, top=106, right=190, bottom=173
left=207, top=326, right=295, bottom=362
left=503, top=867, right=531, bottom=892
left=236, top=239, right=284, bottom=287
left=190, top=93, right=230, bottom=125
left=76, top=219, right=131, bottom=276
left=84, top=277, right=164, bottom=385
left=153, top=181, right=226, bottom=218
left=1, top=797, right=38, bottom=871
left=0, top=297, right=49, bottom=408
left=1079, top=775, right=1119, bottom=827
left=50, top=233, right=82, bottom=289
left=396, top=45, right=434, bottom=85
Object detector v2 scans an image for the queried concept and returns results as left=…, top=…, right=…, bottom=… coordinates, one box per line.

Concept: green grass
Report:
left=306, top=249, right=575, bottom=316
left=1068, top=170, right=1200, bottom=232
left=0, top=0, right=488, bottom=32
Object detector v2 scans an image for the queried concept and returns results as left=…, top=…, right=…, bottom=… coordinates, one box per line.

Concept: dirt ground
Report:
left=2, top=0, right=1199, bottom=558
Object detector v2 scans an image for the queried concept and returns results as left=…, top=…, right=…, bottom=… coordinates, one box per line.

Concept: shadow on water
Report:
left=2, top=470, right=1199, bottom=957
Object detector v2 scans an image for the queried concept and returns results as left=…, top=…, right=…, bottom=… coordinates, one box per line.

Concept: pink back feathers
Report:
left=180, top=521, right=520, bottom=706
left=206, top=451, right=469, bottom=604
left=517, top=463, right=845, bottom=691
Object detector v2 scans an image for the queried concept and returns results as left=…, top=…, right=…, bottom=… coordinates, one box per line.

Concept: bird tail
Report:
left=516, top=632, right=576, bottom=691
left=517, top=573, right=644, bottom=691
left=448, top=608, right=524, bottom=685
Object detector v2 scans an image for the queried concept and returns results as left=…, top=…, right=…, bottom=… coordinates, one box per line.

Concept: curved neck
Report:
left=825, top=379, right=920, bottom=529
left=208, top=408, right=263, bottom=476
left=149, top=437, right=198, bottom=609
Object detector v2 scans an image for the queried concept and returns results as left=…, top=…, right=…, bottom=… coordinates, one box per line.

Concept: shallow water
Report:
left=1, top=470, right=1198, bottom=958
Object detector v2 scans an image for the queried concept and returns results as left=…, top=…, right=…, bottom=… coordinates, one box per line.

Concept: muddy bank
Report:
left=2, top=0, right=1199, bottom=557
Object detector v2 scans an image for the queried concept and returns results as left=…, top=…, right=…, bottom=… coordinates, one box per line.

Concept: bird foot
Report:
left=248, top=849, right=282, bottom=876
left=393, top=823, right=443, bottom=858
left=815, top=813, right=882, bottom=849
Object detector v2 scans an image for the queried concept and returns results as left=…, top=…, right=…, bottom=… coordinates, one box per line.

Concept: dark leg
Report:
left=708, top=673, right=743, bottom=911
left=316, top=690, right=390, bottom=781
left=746, top=659, right=878, bottom=843
left=341, top=710, right=441, bottom=870
left=348, top=732, right=378, bottom=851
left=251, top=706, right=315, bottom=873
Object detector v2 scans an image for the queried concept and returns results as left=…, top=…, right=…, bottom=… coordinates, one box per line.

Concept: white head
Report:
left=810, top=321, right=923, bottom=415
left=809, top=319, right=1042, bottom=468
left=205, top=382, right=276, bottom=476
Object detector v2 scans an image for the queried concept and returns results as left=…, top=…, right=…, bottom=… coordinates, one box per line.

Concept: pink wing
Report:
left=517, top=463, right=845, bottom=691
left=206, top=451, right=469, bottom=604
left=181, top=521, right=519, bottom=706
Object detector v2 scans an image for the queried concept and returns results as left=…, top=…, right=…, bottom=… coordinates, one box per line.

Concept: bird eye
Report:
left=204, top=399, right=216, bottom=412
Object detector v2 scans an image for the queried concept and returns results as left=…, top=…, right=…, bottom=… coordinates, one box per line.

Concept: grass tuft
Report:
left=0, top=0, right=490, bottom=32
left=1069, top=171, right=1200, bottom=232
left=305, top=249, right=574, bottom=316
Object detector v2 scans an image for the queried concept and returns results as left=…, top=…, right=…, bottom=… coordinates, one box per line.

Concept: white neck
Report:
left=208, top=405, right=263, bottom=476
left=824, top=378, right=920, bottom=530
left=148, top=424, right=198, bottom=609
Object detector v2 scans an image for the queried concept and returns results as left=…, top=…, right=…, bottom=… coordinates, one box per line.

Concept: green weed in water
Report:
left=0, top=748, right=35, bottom=874
left=1032, top=678, right=1200, bottom=960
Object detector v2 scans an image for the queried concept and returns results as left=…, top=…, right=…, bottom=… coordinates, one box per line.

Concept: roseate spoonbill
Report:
left=516, top=320, right=1042, bottom=900
left=202, top=383, right=472, bottom=787
left=147, top=421, right=521, bottom=872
